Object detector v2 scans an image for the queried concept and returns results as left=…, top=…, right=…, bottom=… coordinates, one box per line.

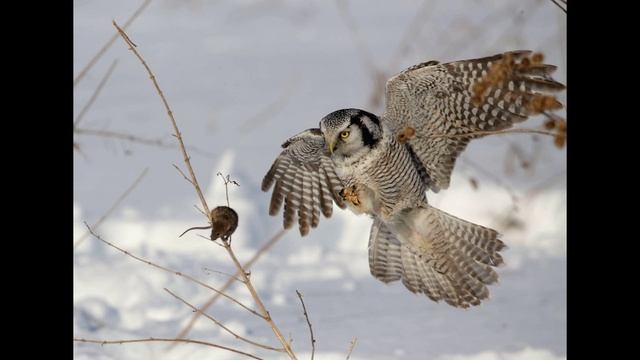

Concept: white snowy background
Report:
left=73, top=0, right=566, bottom=359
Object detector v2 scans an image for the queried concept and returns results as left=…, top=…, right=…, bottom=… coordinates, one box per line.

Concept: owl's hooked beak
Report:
left=324, top=133, right=336, bottom=154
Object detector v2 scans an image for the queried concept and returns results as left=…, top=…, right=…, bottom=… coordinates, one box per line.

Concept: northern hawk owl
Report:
left=262, top=50, right=565, bottom=308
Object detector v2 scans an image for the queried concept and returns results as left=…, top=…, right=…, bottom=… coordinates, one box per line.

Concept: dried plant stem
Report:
left=460, top=157, right=519, bottom=205
left=237, top=75, right=299, bottom=135
left=345, top=337, right=358, bottom=360
left=388, top=0, right=433, bottom=71
left=201, top=267, right=244, bottom=283
left=83, top=223, right=261, bottom=317
left=74, top=127, right=215, bottom=157
left=223, top=240, right=297, bottom=359
left=295, top=290, right=316, bottom=360
left=173, top=164, right=195, bottom=185
left=74, top=59, right=119, bottom=128
left=74, top=128, right=169, bottom=146
left=113, top=20, right=211, bottom=217
left=168, top=229, right=287, bottom=351
left=113, top=22, right=296, bottom=359
left=550, top=0, right=567, bottom=13
left=74, top=168, right=148, bottom=250
left=73, top=337, right=262, bottom=359
left=164, top=288, right=285, bottom=353
left=74, top=0, right=153, bottom=87
left=335, top=0, right=377, bottom=75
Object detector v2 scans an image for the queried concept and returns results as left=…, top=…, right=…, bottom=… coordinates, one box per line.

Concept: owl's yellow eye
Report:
left=340, top=130, right=350, bottom=140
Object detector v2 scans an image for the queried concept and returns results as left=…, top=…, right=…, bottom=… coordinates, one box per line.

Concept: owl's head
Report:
left=320, top=109, right=382, bottom=159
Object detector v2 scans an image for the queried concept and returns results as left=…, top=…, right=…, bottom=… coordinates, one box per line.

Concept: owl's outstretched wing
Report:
left=384, top=50, right=565, bottom=191
left=262, top=128, right=346, bottom=236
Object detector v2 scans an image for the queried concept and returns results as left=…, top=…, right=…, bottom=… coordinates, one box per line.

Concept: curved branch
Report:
left=73, top=337, right=262, bottom=359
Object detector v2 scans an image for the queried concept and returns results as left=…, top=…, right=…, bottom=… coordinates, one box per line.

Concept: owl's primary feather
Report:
left=261, top=50, right=565, bottom=308
left=261, top=129, right=346, bottom=236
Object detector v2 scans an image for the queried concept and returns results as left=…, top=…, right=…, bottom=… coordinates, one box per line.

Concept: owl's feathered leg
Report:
left=376, top=205, right=505, bottom=308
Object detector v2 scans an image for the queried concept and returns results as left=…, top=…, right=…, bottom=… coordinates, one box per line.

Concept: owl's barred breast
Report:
left=333, top=129, right=428, bottom=221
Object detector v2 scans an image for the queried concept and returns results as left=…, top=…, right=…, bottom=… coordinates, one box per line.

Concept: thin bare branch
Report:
left=217, top=172, right=240, bottom=208
left=197, top=234, right=225, bottom=247
left=222, top=239, right=297, bottom=359
left=201, top=267, right=245, bottom=283
left=335, top=0, right=377, bottom=75
left=193, top=204, right=208, bottom=217
left=114, top=22, right=296, bottom=359
left=388, top=0, right=433, bottom=71
left=75, top=127, right=168, bottom=146
left=167, top=229, right=287, bottom=350
left=460, top=157, right=519, bottom=207
left=542, top=111, right=566, bottom=122
left=83, top=223, right=262, bottom=318
left=295, top=290, right=316, bottom=360
left=74, top=127, right=216, bottom=158
left=74, top=142, right=89, bottom=160
left=549, top=0, right=567, bottom=13
left=164, top=288, right=285, bottom=353
left=523, top=170, right=566, bottom=200
left=345, top=337, right=358, bottom=360
left=74, top=168, right=148, bottom=250
left=173, top=164, right=195, bottom=185
left=74, top=59, right=119, bottom=128
left=237, top=75, right=299, bottom=135
left=73, top=337, right=262, bottom=359
left=113, top=20, right=211, bottom=218
left=74, top=0, right=153, bottom=87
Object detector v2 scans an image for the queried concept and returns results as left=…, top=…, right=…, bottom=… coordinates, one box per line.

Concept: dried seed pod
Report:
left=531, top=52, right=544, bottom=64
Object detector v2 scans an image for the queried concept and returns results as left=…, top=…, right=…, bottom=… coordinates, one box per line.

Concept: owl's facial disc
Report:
left=320, top=108, right=380, bottom=158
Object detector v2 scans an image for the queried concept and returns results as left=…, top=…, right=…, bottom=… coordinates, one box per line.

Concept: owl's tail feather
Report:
left=396, top=205, right=505, bottom=308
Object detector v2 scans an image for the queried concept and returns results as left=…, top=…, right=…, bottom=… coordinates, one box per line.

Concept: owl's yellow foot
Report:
left=339, top=186, right=361, bottom=207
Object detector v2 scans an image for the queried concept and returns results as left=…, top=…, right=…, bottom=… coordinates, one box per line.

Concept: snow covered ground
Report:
left=74, top=0, right=566, bottom=359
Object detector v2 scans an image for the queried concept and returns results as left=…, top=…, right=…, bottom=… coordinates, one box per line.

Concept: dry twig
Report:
left=346, top=337, right=358, bottom=360
left=164, top=288, right=285, bottom=353
left=74, top=127, right=216, bottom=157
left=73, top=337, right=262, bottom=359
left=74, top=168, right=148, bottom=250
left=113, top=22, right=297, bottom=359
left=201, top=267, right=244, bottom=283
left=74, top=59, right=119, bottom=127
left=167, top=229, right=287, bottom=351
left=550, top=0, right=567, bottom=13
left=113, top=20, right=211, bottom=216
left=74, top=0, right=153, bottom=87
left=83, top=223, right=261, bottom=317
left=296, top=290, right=316, bottom=360
left=460, top=157, right=519, bottom=208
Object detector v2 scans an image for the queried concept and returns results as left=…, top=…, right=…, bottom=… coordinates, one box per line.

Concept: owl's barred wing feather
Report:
left=384, top=50, right=565, bottom=190
left=368, top=206, right=504, bottom=308
left=368, top=219, right=403, bottom=283
left=261, top=128, right=346, bottom=236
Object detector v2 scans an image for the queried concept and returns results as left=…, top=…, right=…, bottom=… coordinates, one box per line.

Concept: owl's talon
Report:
left=341, top=186, right=361, bottom=206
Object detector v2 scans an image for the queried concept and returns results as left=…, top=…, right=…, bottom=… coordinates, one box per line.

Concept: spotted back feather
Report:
left=384, top=50, right=565, bottom=190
